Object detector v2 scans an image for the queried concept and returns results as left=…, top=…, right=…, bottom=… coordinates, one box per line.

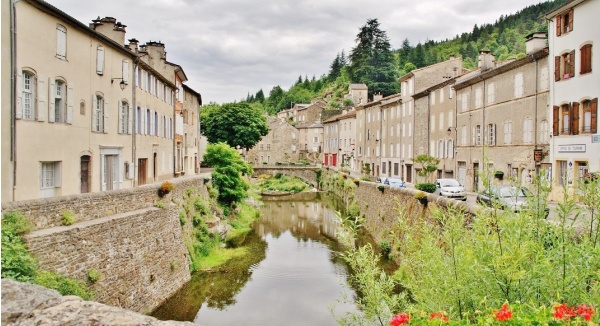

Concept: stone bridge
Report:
left=252, top=166, right=321, bottom=188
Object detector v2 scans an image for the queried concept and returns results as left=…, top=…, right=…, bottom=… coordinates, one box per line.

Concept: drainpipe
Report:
left=10, top=0, right=17, bottom=201
left=131, top=59, right=137, bottom=187
left=197, top=101, right=201, bottom=174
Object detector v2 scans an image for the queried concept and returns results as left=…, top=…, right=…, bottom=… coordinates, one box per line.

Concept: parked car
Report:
left=384, top=177, right=406, bottom=188
left=434, top=178, right=466, bottom=201
left=476, top=185, right=549, bottom=217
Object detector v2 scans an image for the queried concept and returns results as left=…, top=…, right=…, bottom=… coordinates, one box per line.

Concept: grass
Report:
left=256, top=174, right=309, bottom=193
left=195, top=246, right=248, bottom=270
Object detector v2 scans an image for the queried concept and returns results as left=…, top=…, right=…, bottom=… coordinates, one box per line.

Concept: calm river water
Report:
left=152, top=196, right=359, bottom=325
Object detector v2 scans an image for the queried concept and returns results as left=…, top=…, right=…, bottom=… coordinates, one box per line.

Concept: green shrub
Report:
left=34, top=271, right=95, bottom=300
left=194, top=198, right=209, bottom=215
left=1, top=212, right=37, bottom=282
left=154, top=201, right=165, bottom=209
left=87, top=269, right=101, bottom=283
left=415, top=183, right=436, bottom=193
left=61, top=211, right=77, bottom=226
left=179, top=211, right=186, bottom=226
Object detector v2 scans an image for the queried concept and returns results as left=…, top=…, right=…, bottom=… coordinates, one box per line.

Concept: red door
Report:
left=324, top=155, right=329, bottom=166
left=332, top=154, right=337, bottom=166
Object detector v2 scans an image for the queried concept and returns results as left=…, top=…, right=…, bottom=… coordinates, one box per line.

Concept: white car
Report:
left=435, top=178, right=467, bottom=201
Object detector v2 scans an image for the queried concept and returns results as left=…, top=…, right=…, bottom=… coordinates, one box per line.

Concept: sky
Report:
left=47, top=0, right=549, bottom=104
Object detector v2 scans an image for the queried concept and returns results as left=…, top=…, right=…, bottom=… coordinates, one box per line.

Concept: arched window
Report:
left=446, top=139, right=454, bottom=158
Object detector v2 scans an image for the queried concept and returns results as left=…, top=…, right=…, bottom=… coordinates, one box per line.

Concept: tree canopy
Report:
left=348, top=18, right=400, bottom=99
left=200, top=102, right=269, bottom=150
left=203, top=143, right=252, bottom=205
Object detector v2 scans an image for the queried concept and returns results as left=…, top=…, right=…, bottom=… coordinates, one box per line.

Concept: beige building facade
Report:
left=248, top=116, right=300, bottom=165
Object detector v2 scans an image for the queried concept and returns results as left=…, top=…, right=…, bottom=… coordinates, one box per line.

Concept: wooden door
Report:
left=138, top=158, right=147, bottom=186
left=80, top=155, right=90, bottom=193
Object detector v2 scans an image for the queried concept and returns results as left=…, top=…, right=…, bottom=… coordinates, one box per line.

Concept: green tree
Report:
left=348, top=18, right=400, bottom=98
left=201, top=102, right=269, bottom=151
left=203, top=143, right=252, bottom=206
left=413, top=154, right=440, bottom=183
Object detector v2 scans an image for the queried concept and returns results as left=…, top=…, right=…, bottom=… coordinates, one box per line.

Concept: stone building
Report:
left=295, top=101, right=326, bottom=124
left=247, top=116, right=300, bottom=165
left=413, top=78, right=459, bottom=180
left=546, top=0, right=599, bottom=200
left=182, top=84, right=202, bottom=175
left=399, top=56, right=462, bottom=183
left=379, top=94, right=403, bottom=179
left=323, top=109, right=357, bottom=169
left=454, top=39, right=550, bottom=191
left=296, top=122, right=323, bottom=162
left=11, top=2, right=137, bottom=200
left=346, top=83, right=368, bottom=105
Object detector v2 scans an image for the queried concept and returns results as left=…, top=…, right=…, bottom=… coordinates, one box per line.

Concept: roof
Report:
left=453, top=48, right=548, bottom=90
left=182, top=84, right=202, bottom=105
left=25, top=0, right=137, bottom=59
left=322, top=110, right=357, bottom=124
left=295, top=122, right=323, bottom=129
left=545, top=0, right=585, bottom=18
left=349, top=83, right=368, bottom=90
left=398, top=57, right=461, bottom=82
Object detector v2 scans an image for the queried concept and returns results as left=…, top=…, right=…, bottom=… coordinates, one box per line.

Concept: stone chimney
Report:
left=525, top=32, right=547, bottom=54
left=478, top=50, right=495, bottom=71
left=373, top=93, right=383, bottom=102
left=90, top=17, right=127, bottom=45
left=128, top=38, right=139, bottom=52
left=145, top=41, right=167, bottom=61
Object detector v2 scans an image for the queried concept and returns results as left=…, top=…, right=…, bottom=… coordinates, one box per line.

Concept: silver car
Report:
left=476, top=185, right=550, bottom=217
left=435, top=178, right=467, bottom=201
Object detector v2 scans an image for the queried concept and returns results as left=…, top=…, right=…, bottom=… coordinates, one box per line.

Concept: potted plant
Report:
left=158, top=181, right=174, bottom=197
left=414, top=191, right=428, bottom=206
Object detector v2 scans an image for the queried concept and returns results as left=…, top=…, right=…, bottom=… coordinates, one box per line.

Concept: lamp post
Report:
left=111, top=78, right=127, bottom=90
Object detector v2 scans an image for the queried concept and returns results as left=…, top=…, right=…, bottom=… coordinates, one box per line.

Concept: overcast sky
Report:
left=47, top=0, right=549, bottom=104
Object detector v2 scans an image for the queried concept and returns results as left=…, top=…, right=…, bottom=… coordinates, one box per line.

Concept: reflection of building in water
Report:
left=257, top=201, right=339, bottom=240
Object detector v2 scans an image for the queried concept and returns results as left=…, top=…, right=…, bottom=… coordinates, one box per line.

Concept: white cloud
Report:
left=47, top=0, right=546, bottom=104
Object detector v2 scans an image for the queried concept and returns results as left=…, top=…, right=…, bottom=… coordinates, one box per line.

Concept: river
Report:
left=152, top=195, right=359, bottom=325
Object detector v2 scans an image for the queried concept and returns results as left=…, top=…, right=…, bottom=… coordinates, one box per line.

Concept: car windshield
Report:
left=499, top=187, right=529, bottom=198
left=440, top=180, right=460, bottom=187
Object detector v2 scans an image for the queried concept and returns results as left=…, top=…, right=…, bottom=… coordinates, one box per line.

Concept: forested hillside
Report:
left=214, top=0, right=567, bottom=115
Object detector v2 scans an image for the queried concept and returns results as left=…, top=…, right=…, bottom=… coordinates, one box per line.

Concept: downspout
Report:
left=131, top=59, right=137, bottom=187
left=533, top=55, right=539, bottom=174
left=197, top=101, right=201, bottom=174
left=10, top=0, right=17, bottom=201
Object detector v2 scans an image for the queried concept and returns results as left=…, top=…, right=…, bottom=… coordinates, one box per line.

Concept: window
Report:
left=440, top=87, right=444, bottom=103
left=557, top=160, right=568, bottom=186
left=448, top=111, right=453, bottom=127
left=523, top=118, right=533, bottom=143
left=514, top=73, right=524, bottom=98
left=146, top=109, right=151, bottom=135
left=555, top=51, right=576, bottom=81
left=136, top=67, right=142, bottom=87
left=487, top=83, right=495, bottom=104
left=487, top=123, right=496, bottom=145
left=555, top=9, right=573, bottom=36
left=118, top=100, right=129, bottom=134
left=430, top=92, right=435, bottom=105
left=96, top=46, right=105, bottom=75
left=461, top=125, right=467, bottom=146
left=476, top=125, right=482, bottom=145
left=49, top=79, right=70, bottom=123
left=504, top=120, right=512, bottom=144
left=540, top=67, right=549, bottom=90
left=136, top=107, right=141, bottom=134
left=446, top=140, right=454, bottom=158
left=439, top=112, right=444, bottom=130
left=146, top=73, right=151, bottom=91
left=475, top=87, right=483, bottom=108
left=438, top=140, right=444, bottom=158
left=266, top=144, right=271, bottom=151
left=580, top=44, right=592, bottom=75
left=461, top=93, right=468, bottom=112
left=154, top=112, right=159, bottom=136
left=582, top=99, right=598, bottom=133
left=431, top=115, right=435, bottom=132
left=56, top=25, right=66, bottom=59
left=92, top=93, right=105, bottom=132
left=40, top=161, right=61, bottom=198
left=561, top=104, right=571, bottom=134
left=21, top=71, right=35, bottom=120
left=540, top=120, right=549, bottom=143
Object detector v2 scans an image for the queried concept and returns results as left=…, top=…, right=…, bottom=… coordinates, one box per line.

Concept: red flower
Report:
left=429, top=311, right=449, bottom=322
left=576, top=304, right=595, bottom=321
left=390, top=313, right=410, bottom=326
left=553, top=303, right=577, bottom=320
left=493, top=303, right=513, bottom=322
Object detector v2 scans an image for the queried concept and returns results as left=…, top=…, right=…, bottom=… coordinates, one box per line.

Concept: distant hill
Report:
left=238, top=0, right=568, bottom=114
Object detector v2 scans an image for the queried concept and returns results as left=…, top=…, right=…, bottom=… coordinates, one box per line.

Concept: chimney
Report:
left=525, top=32, right=547, bottom=54
left=128, top=38, right=139, bottom=52
left=90, top=17, right=127, bottom=45
left=145, top=41, right=167, bottom=60
left=478, top=50, right=495, bottom=71
left=373, top=92, right=383, bottom=102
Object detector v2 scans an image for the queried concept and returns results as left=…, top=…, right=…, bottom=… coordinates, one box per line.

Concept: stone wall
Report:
left=2, top=176, right=207, bottom=230
left=2, top=176, right=209, bottom=314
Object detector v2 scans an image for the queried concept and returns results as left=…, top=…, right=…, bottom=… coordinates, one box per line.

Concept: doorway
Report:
left=473, top=162, right=480, bottom=191
left=153, top=152, right=157, bottom=182
left=80, top=155, right=90, bottom=193
left=138, top=158, right=147, bottom=186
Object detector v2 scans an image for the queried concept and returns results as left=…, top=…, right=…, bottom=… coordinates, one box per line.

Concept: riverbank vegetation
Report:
left=326, top=169, right=599, bottom=325
left=255, top=173, right=311, bottom=194
left=1, top=211, right=95, bottom=300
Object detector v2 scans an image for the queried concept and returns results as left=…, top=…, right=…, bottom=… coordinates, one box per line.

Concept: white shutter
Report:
left=150, top=111, right=154, bottom=135
left=48, top=78, right=56, bottom=123
left=66, top=84, right=74, bottom=124
left=92, top=95, right=98, bottom=131
left=128, top=105, right=133, bottom=134
left=37, top=77, right=46, bottom=121
left=54, top=162, right=62, bottom=187
left=103, top=97, right=109, bottom=133
left=96, top=47, right=105, bottom=75
left=16, top=72, right=23, bottom=119
left=141, top=108, right=145, bottom=135
left=100, top=155, right=106, bottom=191
left=56, top=27, right=66, bottom=58
left=122, top=60, right=129, bottom=84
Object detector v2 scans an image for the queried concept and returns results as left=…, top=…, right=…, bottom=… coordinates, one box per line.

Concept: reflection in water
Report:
left=152, top=199, right=358, bottom=325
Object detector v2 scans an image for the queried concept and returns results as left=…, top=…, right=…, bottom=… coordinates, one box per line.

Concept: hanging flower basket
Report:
left=377, top=185, right=385, bottom=192
left=414, top=192, right=428, bottom=206
left=158, top=181, right=174, bottom=197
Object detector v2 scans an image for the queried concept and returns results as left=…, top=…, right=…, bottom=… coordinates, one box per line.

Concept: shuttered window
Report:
left=580, top=44, right=592, bottom=75
left=572, top=102, right=580, bottom=135
left=96, top=46, right=105, bottom=75
left=553, top=106, right=560, bottom=136
left=56, top=25, right=67, bottom=59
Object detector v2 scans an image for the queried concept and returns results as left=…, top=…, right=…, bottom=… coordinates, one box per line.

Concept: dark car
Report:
left=476, top=185, right=549, bottom=217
